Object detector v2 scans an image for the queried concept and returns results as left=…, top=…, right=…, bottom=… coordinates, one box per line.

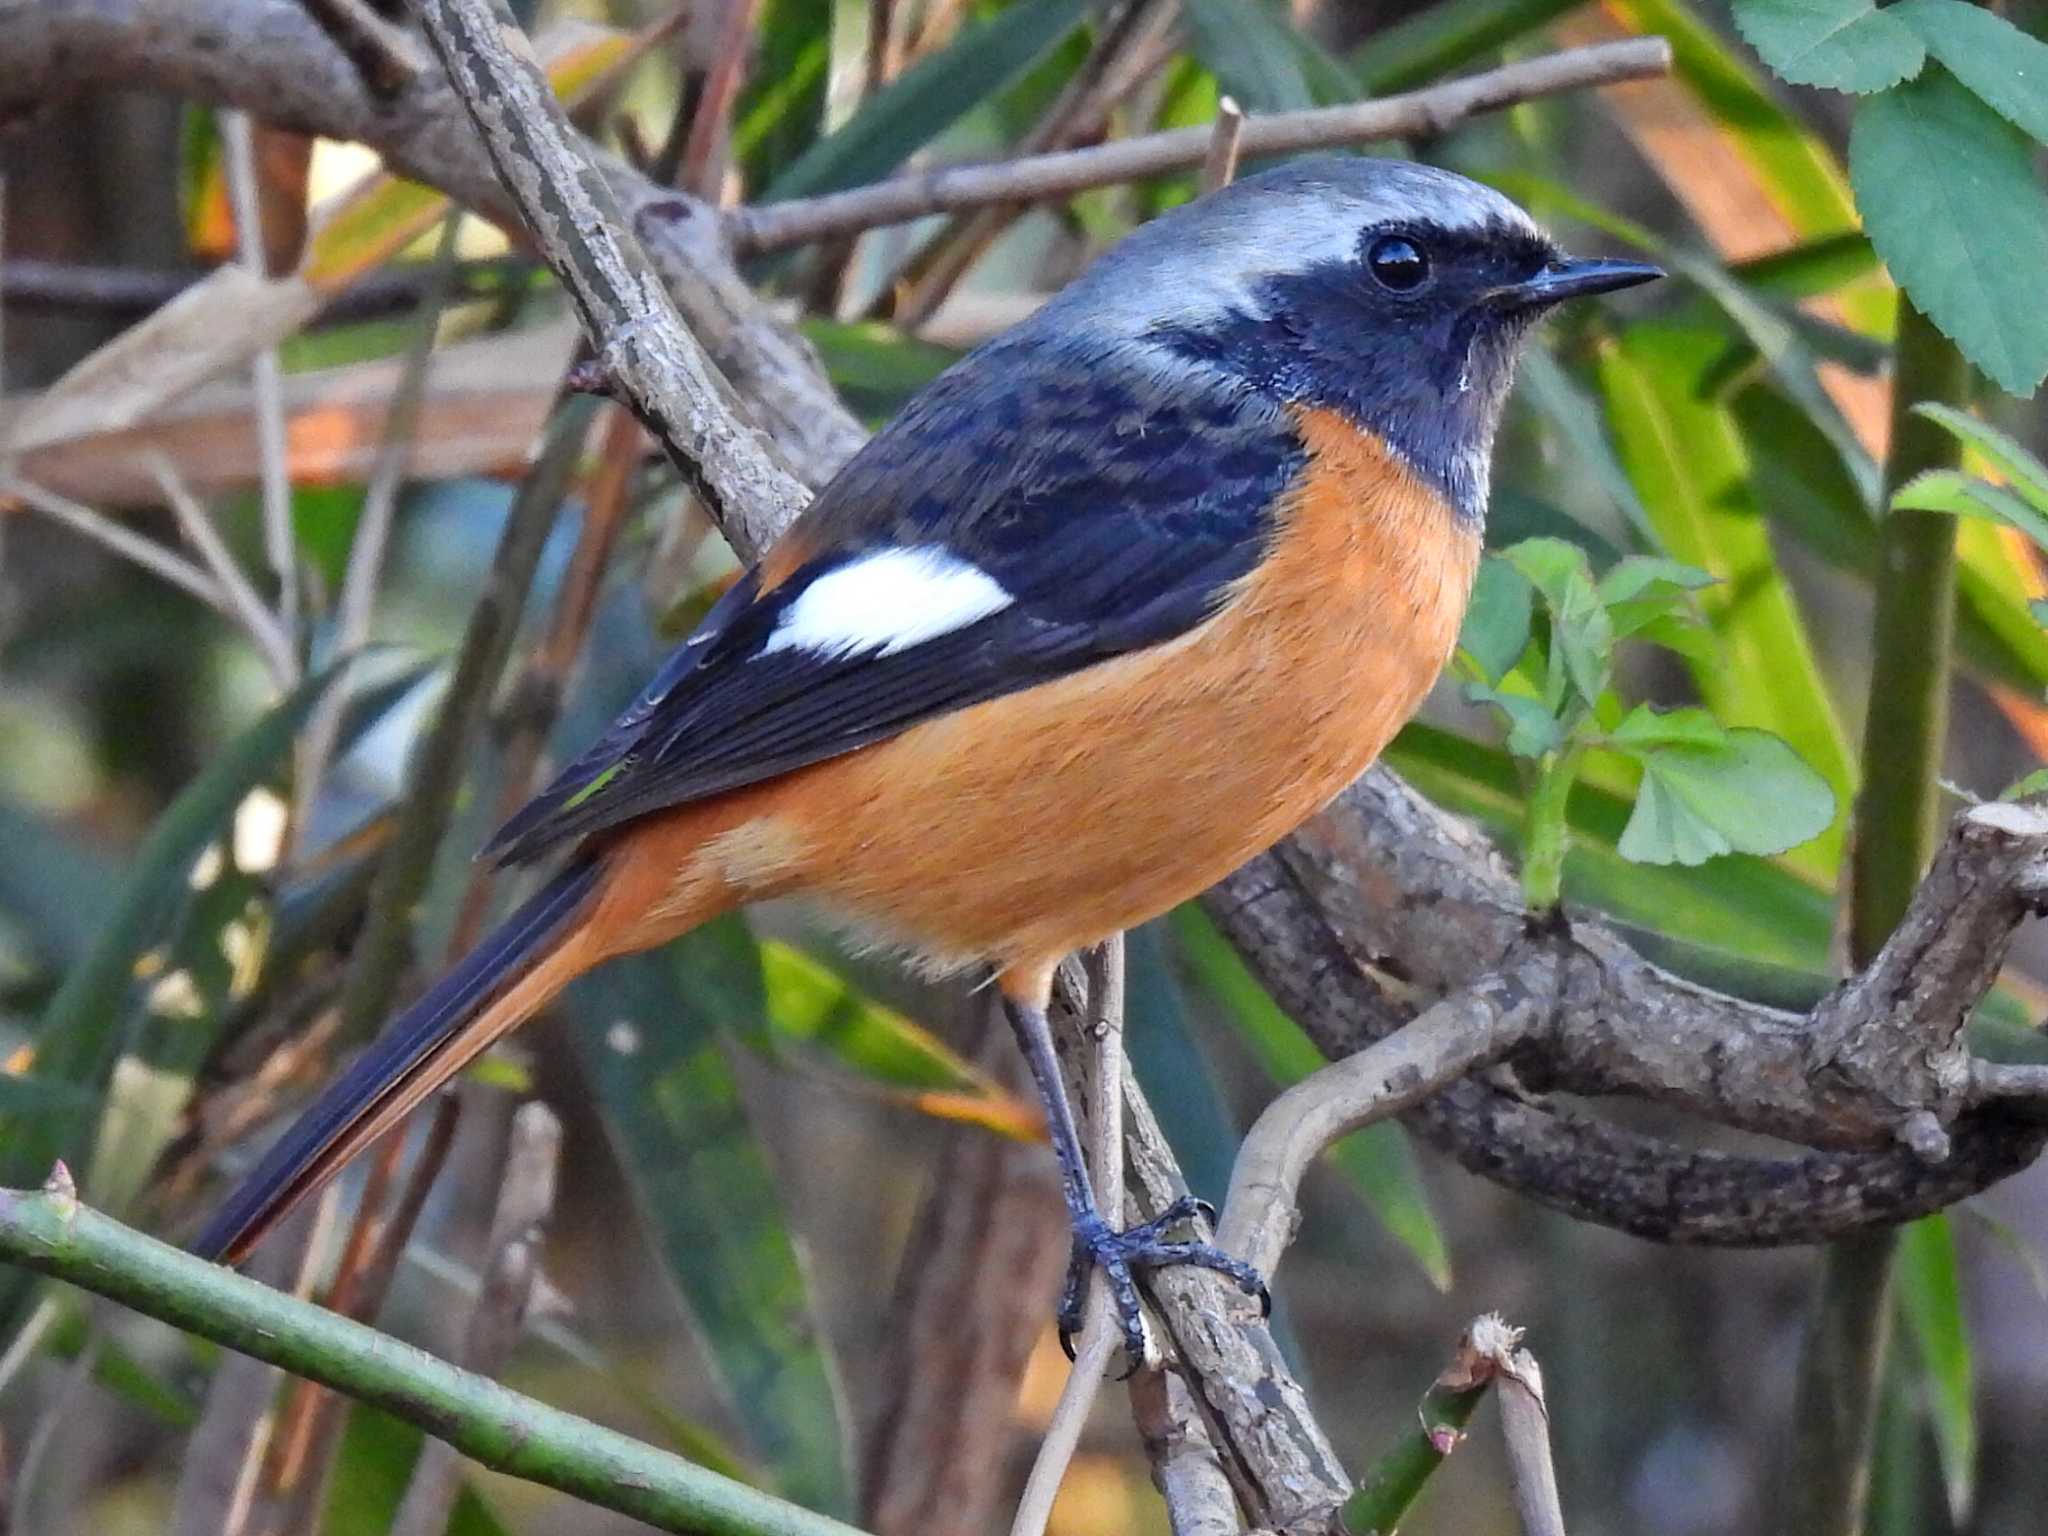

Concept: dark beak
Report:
left=1490, top=256, right=1663, bottom=310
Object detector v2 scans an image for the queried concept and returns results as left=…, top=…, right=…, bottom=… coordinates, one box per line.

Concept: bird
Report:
left=194, top=156, right=1659, bottom=1360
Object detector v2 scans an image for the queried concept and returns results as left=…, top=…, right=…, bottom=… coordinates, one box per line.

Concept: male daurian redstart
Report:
left=197, top=156, right=1659, bottom=1359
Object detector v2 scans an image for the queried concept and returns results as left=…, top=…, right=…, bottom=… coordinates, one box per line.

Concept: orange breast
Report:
left=623, top=409, right=1482, bottom=1003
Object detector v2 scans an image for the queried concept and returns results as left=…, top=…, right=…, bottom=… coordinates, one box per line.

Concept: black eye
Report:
left=1367, top=235, right=1430, bottom=292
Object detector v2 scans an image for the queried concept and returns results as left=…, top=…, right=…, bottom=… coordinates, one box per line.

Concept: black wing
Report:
left=482, top=333, right=1302, bottom=866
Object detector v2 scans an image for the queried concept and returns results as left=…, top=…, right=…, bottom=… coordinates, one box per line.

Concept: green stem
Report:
left=1781, top=299, right=1972, bottom=1536
left=1340, top=1359, right=1494, bottom=1534
left=0, top=1185, right=868, bottom=1536
left=1519, top=744, right=1583, bottom=910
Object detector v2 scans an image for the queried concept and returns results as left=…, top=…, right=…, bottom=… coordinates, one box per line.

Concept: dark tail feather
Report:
left=193, top=858, right=604, bottom=1265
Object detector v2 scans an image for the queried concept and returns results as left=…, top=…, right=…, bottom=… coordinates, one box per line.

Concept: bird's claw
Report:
left=1054, top=1194, right=1269, bottom=1375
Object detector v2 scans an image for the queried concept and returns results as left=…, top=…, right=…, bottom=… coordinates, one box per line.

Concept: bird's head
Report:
left=1040, top=156, right=1661, bottom=525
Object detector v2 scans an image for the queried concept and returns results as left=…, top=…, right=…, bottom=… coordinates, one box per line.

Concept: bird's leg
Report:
left=1001, top=994, right=1268, bottom=1371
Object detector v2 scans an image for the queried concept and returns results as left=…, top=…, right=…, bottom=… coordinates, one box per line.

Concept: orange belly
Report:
left=606, top=411, right=1480, bottom=1002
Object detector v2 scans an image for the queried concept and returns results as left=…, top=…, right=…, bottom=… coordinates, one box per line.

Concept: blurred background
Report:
left=4, top=0, right=2048, bottom=1532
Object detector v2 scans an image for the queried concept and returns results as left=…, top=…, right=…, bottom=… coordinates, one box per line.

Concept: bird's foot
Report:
left=1056, top=1194, right=1269, bottom=1373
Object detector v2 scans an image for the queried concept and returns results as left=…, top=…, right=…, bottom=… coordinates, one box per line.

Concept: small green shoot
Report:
left=1454, top=538, right=1837, bottom=909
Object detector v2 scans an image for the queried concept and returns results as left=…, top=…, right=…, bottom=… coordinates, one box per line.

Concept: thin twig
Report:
left=0, top=1182, right=870, bottom=1536
left=1009, top=937, right=1128, bottom=1536
left=0, top=257, right=535, bottom=324
left=679, top=0, right=762, bottom=201
left=390, top=1102, right=562, bottom=1536
left=148, top=455, right=297, bottom=688
left=292, top=215, right=462, bottom=853
left=1199, top=96, right=1245, bottom=194
left=219, top=110, right=299, bottom=649
left=1128, top=1365, right=1240, bottom=1536
left=414, top=0, right=811, bottom=560
left=299, top=0, right=425, bottom=96
left=1216, top=977, right=1541, bottom=1281
left=1497, top=1349, right=1565, bottom=1536
left=0, top=474, right=226, bottom=611
left=732, top=39, right=1674, bottom=253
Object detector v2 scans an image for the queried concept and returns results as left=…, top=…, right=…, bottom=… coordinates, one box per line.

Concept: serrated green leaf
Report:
left=1851, top=67, right=2048, bottom=397
left=1732, top=0, right=1925, bottom=92
left=1500, top=538, right=1612, bottom=707
left=1465, top=683, right=1565, bottom=759
left=1617, top=729, right=1838, bottom=867
left=761, top=0, right=1087, bottom=203
left=1896, top=1214, right=1977, bottom=1525
left=1891, top=0, right=2048, bottom=144
left=1387, top=723, right=1836, bottom=971
left=1458, top=557, right=1534, bottom=685
left=1596, top=324, right=1853, bottom=875
left=1169, top=906, right=1451, bottom=1291
left=1596, top=556, right=1716, bottom=606
left=1893, top=470, right=2048, bottom=551
left=1608, top=705, right=1730, bottom=753
left=566, top=929, right=851, bottom=1514
left=1911, top=402, right=2048, bottom=518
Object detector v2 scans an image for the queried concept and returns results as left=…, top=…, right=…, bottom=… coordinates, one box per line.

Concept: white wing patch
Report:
left=759, top=546, right=1012, bottom=661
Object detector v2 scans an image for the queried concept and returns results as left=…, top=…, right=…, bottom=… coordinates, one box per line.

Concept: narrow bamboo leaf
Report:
left=733, top=0, right=831, bottom=187
left=800, top=319, right=958, bottom=425
left=1731, top=0, right=1925, bottom=93
left=1896, top=1214, right=1977, bottom=1525
left=761, top=0, right=1088, bottom=203
left=0, top=800, right=118, bottom=977
left=756, top=940, right=1037, bottom=1137
left=566, top=930, right=852, bottom=1514
left=1911, top=403, right=2048, bottom=518
left=1851, top=66, right=2048, bottom=397
left=1731, top=231, right=1880, bottom=299
left=45, top=1299, right=199, bottom=1427
left=325, top=1402, right=514, bottom=1536
left=1891, top=0, right=2048, bottom=144
left=1185, top=0, right=1356, bottom=113
left=1125, top=922, right=1242, bottom=1212
left=1170, top=906, right=1452, bottom=1291
left=1894, top=470, right=2048, bottom=549
left=1351, top=0, right=1581, bottom=95
left=1604, top=0, right=1862, bottom=237
left=1513, top=349, right=1659, bottom=550
left=1595, top=323, right=1854, bottom=875
left=0, top=666, right=342, bottom=1196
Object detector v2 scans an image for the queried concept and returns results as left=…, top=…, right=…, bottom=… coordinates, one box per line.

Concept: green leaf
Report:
left=1891, top=0, right=2048, bottom=145
left=1387, top=723, right=1836, bottom=972
left=1464, top=683, right=1564, bottom=759
left=1893, top=470, right=2048, bottom=551
left=1851, top=66, right=2048, bottom=397
left=1500, top=538, right=1612, bottom=708
left=1169, top=906, right=1451, bottom=1291
left=1595, top=556, right=1716, bottom=607
left=1731, top=0, right=1925, bottom=92
left=1596, top=323, right=1854, bottom=875
left=1617, top=729, right=1838, bottom=867
left=1896, top=1215, right=1977, bottom=1525
left=802, top=319, right=958, bottom=425
left=1608, top=704, right=1729, bottom=753
left=1457, top=557, right=1534, bottom=685
left=0, top=666, right=342, bottom=1197
left=1911, top=402, right=2048, bottom=519
left=566, top=928, right=851, bottom=1514
left=760, top=0, right=1088, bottom=203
